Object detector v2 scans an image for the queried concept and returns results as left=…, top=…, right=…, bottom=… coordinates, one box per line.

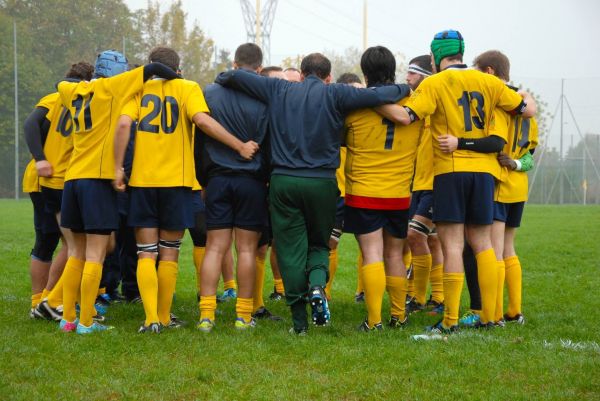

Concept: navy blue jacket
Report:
left=197, top=79, right=269, bottom=185
left=215, top=70, right=411, bottom=178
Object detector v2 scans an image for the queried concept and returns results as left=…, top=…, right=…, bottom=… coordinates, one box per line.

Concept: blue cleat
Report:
left=309, top=286, right=330, bottom=326
left=216, top=288, right=237, bottom=303
left=459, top=310, right=481, bottom=327
left=76, top=322, right=114, bottom=334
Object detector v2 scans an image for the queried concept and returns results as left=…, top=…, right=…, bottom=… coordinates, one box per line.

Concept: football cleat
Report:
left=309, top=286, right=330, bottom=326
left=406, top=298, right=425, bottom=315
left=76, top=322, right=114, bottom=334
left=354, top=292, right=365, bottom=303
left=358, top=319, right=383, bottom=332
left=166, top=313, right=186, bottom=329
left=138, top=322, right=162, bottom=334
left=427, top=302, right=445, bottom=316
left=504, top=313, right=525, bottom=325
left=196, top=318, right=215, bottom=333
left=252, top=306, right=283, bottom=321
left=426, top=319, right=458, bottom=335
left=388, top=314, right=409, bottom=329
left=234, top=317, right=257, bottom=330
left=216, top=288, right=237, bottom=303
left=269, top=287, right=284, bottom=301
left=289, top=327, right=308, bottom=336
left=59, top=319, right=79, bottom=333
left=473, top=321, right=496, bottom=330
left=38, top=300, right=63, bottom=321
left=459, top=310, right=481, bottom=327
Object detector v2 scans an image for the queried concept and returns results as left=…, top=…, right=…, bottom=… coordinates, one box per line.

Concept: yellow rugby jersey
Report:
left=344, top=97, right=422, bottom=210
left=22, top=159, right=39, bottom=193
left=122, top=78, right=209, bottom=188
left=37, top=93, right=74, bottom=189
left=412, top=117, right=433, bottom=191
left=496, top=116, right=539, bottom=203
left=405, top=66, right=524, bottom=179
left=57, top=67, right=145, bottom=181
left=336, top=147, right=346, bottom=197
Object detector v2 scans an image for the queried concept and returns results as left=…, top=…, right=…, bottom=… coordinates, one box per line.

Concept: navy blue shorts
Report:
left=205, top=175, right=268, bottom=231
left=61, top=179, right=118, bottom=234
left=344, top=205, right=409, bottom=238
left=41, top=186, right=63, bottom=215
left=433, top=172, right=495, bottom=225
left=192, top=190, right=206, bottom=213
left=30, top=192, right=60, bottom=234
left=494, top=201, right=525, bottom=228
left=128, top=187, right=194, bottom=231
left=409, top=190, right=433, bottom=220
left=334, top=196, right=345, bottom=230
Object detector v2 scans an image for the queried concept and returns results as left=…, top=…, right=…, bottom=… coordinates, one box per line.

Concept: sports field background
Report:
left=1, top=200, right=599, bottom=400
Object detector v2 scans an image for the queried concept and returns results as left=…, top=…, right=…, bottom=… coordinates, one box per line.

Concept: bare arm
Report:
left=113, top=115, right=133, bottom=192
left=374, top=104, right=412, bottom=126
left=518, top=91, right=537, bottom=118
left=192, top=112, right=259, bottom=160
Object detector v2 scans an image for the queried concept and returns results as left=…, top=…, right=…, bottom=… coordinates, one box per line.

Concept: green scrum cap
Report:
left=430, top=30, right=465, bottom=66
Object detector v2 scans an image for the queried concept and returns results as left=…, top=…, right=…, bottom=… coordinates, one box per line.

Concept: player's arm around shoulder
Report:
left=192, top=112, right=259, bottom=160
left=113, top=98, right=138, bottom=192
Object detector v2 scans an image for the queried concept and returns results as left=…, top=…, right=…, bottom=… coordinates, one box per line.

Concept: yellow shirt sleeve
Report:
left=121, top=95, right=140, bottom=120
left=185, top=83, right=210, bottom=120
left=405, top=77, right=437, bottom=120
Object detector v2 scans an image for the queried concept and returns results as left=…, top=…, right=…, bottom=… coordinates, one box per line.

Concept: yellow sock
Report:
left=504, top=255, right=522, bottom=317
left=157, top=260, right=178, bottom=326
left=442, top=272, right=464, bottom=327
left=362, top=261, right=386, bottom=327
left=325, top=248, right=338, bottom=300
left=403, top=249, right=412, bottom=270
left=46, top=273, right=64, bottom=308
left=193, top=246, right=205, bottom=295
left=412, top=254, right=432, bottom=305
left=62, top=257, right=84, bottom=323
left=274, top=278, right=284, bottom=294
left=97, top=287, right=106, bottom=296
left=356, top=253, right=364, bottom=294
left=476, top=249, right=499, bottom=324
left=429, top=263, right=444, bottom=303
left=407, top=275, right=415, bottom=299
left=31, top=292, right=42, bottom=308
left=40, top=288, right=50, bottom=301
left=253, top=254, right=266, bottom=312
left=80, top=261, right=103, bottom=327
left=137, top=257, right=159, bottom=326
left=495, top=260, right=505, bottom=322
left=199, top=295, right=217, bottom=322
left=386, top=275, right=407, bottom=320
left=224, top=279, right=237, bottom=291
left=236, top=297, right=253, bottom=323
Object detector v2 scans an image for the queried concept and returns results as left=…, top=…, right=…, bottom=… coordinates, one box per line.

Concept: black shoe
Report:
left=354, top=292, right=365, bottom=303
left=93, top=314, right=106, bottom=323
left=357, top=319, right=383, bottom=332
left=38, top=300, right=62, bottom=321
left=503, top=313, right=525, bottom=325
left=252, top=306, right=283, bottom=321
left=126, top=295, right=142, bottom=304
left=309, top=286, right=330, bottom=326
left=289, top=327, right=308, bottom=336
left=269, top=287, right=284, bottom=301
left=473, top=321, right=496, bottom=330
left=138, top=322, right=162, bottom=334
left=426, top=319, right=459, bottom=334
left=388, top=314, right=409, bottom=328
left=406, top=298, right=425, bottom=315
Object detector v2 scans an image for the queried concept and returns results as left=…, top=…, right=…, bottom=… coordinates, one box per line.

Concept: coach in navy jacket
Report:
left=215, top=52, right=410, bottom=334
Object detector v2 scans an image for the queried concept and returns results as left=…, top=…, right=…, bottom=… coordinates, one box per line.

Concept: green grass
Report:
left=0, top=200, right=599, bottom=401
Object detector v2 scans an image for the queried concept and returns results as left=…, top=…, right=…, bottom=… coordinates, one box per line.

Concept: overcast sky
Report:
left=126, top=0, right=600, bottom=151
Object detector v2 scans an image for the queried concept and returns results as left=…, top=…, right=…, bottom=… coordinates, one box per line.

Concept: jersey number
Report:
left=56, top=107, right=74, bottom=137
left=138, top=94, right=180, bottom=134
left=457, top=91, right=485, bottom=132
left=512, top=116, right=531, bottom=153
left=71, top=93, right=93, bottom=132
left=382, top=118, right=395, bottom=150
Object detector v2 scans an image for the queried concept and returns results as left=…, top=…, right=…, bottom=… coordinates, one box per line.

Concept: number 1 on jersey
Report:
left=457, top=91, right=485, bottom=132
left=382, top=117, right=395, bottom=150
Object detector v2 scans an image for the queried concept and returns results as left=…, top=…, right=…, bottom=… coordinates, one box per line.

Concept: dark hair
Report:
left=473, top=50, right=510, bottom=81
left=65, top=61, right=94, bottom=80
left=409, top=55, right=433, bottom=74
left=300, top=53, right=331, bottom=79
left=234, top=43, right=263, bottom=69
left=149, top=46, right=180, bottom=72
left=360, top=46, right=395, bottom=86
left=336, top=72, right=362, bottom=85
left=260, top=66, right=283, bottom=77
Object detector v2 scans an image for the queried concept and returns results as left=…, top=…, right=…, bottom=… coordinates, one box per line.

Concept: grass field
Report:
left=0, top=199, right=599, bottom=401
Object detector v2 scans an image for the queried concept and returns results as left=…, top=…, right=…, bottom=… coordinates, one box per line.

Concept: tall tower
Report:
left=240, top=0, right=278, bottom=65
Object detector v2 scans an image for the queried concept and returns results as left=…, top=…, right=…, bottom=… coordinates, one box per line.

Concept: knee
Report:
left=31, top=230, right=60, bottom=262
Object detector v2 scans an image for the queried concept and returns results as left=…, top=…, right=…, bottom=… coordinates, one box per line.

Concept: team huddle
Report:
left=24, top=29, right=538, bottom=336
